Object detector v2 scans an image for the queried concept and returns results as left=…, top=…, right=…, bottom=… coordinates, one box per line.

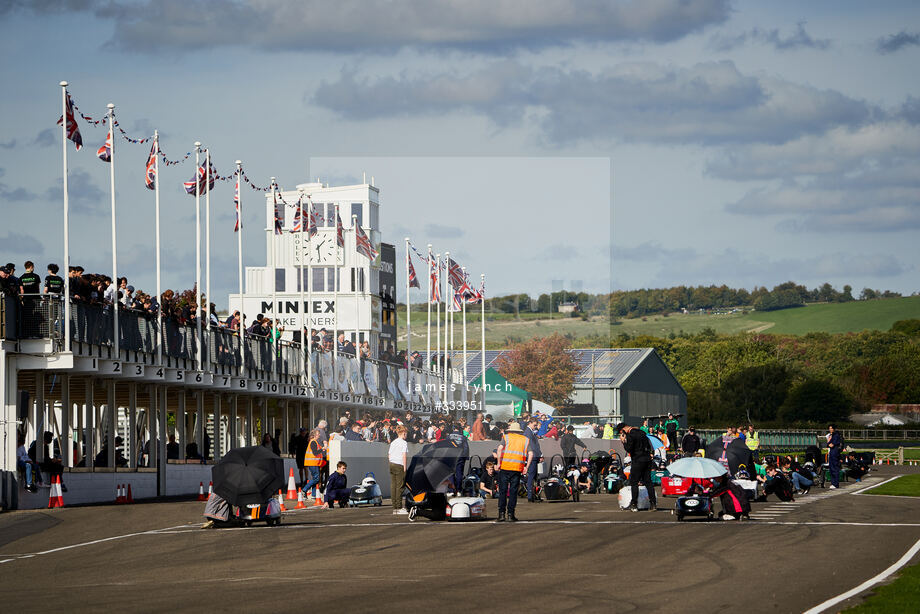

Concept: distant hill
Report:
left=398, top=296, right=919, bottom=347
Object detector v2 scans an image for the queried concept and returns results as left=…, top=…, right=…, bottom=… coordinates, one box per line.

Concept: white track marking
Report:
left=803, top=537, right=920, bottom=614
left=0, top=524, right=194, bottom=565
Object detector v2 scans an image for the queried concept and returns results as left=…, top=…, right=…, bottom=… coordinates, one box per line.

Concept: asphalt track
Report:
left=2, top=466, right=919, bottom=613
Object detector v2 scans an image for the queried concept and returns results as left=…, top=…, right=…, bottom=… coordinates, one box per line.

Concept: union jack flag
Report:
left=273, top=189, right=283, bottom=235
left=233, top=175, right=241, bottom=232
left=355, top=223, right=378, bottom=260
left=450, top=292, right=463, bottom=312
left=308, top=200, right=318, bottom=238
left=291, top=197, right=304, bottom=233
left=144, top=140, right=157, bottom=190
left=184, top=165, right=215, bottom=195
left=96, top=131, right=112, bottom=162
left=335, top=209, right=345, bottom=248
left=56, top=93, right=83, bottom=151
left=407, top=252, right=420, bottom=289
left=429, top=259, right=441, bottom=304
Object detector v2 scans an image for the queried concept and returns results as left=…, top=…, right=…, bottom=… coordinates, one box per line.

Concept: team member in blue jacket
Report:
left=323, top=461, right=351, bottom=508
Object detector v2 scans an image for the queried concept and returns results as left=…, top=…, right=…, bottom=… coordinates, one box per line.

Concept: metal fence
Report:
left=13, top=296, right=463, bottom=403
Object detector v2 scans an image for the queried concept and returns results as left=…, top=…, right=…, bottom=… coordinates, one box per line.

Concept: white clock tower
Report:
left=228, top=179, right=383, bottom=352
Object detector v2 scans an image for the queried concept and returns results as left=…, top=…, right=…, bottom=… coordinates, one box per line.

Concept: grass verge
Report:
left=843, top=559, right=920, bottom=613
left=862, top=474, right=920, bottom=497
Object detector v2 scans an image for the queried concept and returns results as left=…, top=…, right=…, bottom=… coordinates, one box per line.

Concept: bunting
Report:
left=112, top=119, right=150, bottom=144
left=355, top=223, right=378, bottom=260
left=56, top=92, right=83, bottom=150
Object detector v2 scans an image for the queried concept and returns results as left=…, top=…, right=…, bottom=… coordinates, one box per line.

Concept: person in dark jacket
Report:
left=560, top=425, right=587, bottom=468
left=323, top=461, right=351, bottom=508
left=681, top=427, right=701, bottom=456
left=826, top=424, right=844, bottom=489
left=524, top=418, right=543, bottom=502
left=618, top=423, right=657, bottom=511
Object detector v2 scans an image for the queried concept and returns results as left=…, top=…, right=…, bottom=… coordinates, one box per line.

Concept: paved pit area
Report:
left=2, top=468, right=919, bottom=613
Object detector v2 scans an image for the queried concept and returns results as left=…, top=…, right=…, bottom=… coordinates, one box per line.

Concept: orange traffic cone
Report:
left=312, top=485, right=324, bottom=507
left=294, top=489, right=306, bottom=509
left=48, top=475, right=64, bottom=508
left=278, top=489, right=287, bottom=512
left=208, top=481, right=214, bottom=496
left=198, top=482, right=207, bottom=501
left=126, top=483, right=134, bottom=504
left=115, top=483, right=125, bottom=504
left=286, top=468, right=298, bottom=500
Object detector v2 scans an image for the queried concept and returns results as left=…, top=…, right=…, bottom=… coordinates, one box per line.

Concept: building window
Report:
left=275, top=268, right=285, bottom=293
left=327, top=267, right=337, bottom=292
left=351, top=203, right=363, bottom=228
left=312, top=267, right=325, bottom=292
left=329, top=203, right=339, bottom=227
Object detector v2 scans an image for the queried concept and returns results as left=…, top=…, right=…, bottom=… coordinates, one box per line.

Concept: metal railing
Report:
left=11, top=295, right=474, bottom=406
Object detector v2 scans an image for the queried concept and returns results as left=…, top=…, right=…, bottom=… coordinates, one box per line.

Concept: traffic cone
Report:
left=126, top=483, right=134, bottom=504
left=208, top=481, right=214, bottom=496
left=48, top=475, right=64, bottom=508
left=312, top=485, right=324, bottom=507
left=294, top=489, right=306, bottom=509
left=278, top=489, right=287, bottom=512
left=115, top=483, right=124, bottom=504
left=286, top=468, right=297, bottom=500
left=198, top=482, right=207, bottom=501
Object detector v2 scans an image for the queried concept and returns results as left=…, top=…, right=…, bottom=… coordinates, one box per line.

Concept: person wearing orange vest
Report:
left=301, top=429, right=324, bottom=499
left=495, top=422, right=533, bottom=522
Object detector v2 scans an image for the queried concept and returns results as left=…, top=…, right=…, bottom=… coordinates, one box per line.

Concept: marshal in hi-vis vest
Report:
left=745, top=431, right=760, bottom=451
left=499, top=433, right=530, bottom=472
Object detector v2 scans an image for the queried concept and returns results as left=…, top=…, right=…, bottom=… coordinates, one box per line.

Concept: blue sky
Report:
left=1, top=1, right=918, bottom=304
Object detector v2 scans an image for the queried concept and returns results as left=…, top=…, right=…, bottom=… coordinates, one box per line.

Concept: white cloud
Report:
left=5, top=0, right=730, bottom=53
left=313, top=60, right=872, bottom=147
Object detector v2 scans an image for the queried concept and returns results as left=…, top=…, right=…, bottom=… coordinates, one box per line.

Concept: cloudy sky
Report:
left=1, top=0, right=918, bottom=304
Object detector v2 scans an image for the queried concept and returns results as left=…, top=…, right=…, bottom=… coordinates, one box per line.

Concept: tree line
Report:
left=403, top=281, right=905, bottom=319
left=616, top=319, right=920, bottom=427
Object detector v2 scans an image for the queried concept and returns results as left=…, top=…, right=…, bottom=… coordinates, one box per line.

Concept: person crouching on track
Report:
left=479, top=460, right=498, bottom=498
left=495, top=422, right=533, bottom=522
left=576, top=461, right=593, bottom=494
left=617, top=423, right=657, bottom=512
left=322, top=461, right=351, bottom=509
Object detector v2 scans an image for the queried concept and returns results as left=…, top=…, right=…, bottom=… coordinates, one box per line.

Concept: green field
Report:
left=397, top=296, right=919, bottom=347
left=862, top=474, right=920, bottom=497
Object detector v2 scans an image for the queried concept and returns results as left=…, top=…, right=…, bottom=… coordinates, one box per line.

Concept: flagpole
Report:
left=60, top=82, right=70, bottom=352
left=480, top=273, right=486, bottom=408
left=461, top=266, right=468, bottom=384
left=435, top=252, right=441, bottom=402
left=195, top=143, right=203, bottom=370
left=405, top=237, right=412, bottom=400
left=331, top=204, right=337, bottom=364
left=352, top=214, right=359, bottom=353
left=155, top=132, right=162, bottom=366
left=426, top=243, right=432, bottom=382
left=107, top=103, right=119, bottom=358
left=205, top=149, right=211, bottom=373
left=298, top=191, right=305, bottom=386
left=270, top=177, right=277, bottom=351
left=235, top=161, right=245, bottom=375
left=443, top=251, right=450, bottom=407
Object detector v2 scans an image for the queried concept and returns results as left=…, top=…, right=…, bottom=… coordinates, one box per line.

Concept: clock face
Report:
left=310, top=233, right=342, bottom=264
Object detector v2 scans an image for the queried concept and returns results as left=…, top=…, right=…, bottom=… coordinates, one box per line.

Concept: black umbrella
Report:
left=211, top=445, right=284, bottom=507
left=705, top=436, right=756, bottom=477
left=405, top=439, right=466, bottom=495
